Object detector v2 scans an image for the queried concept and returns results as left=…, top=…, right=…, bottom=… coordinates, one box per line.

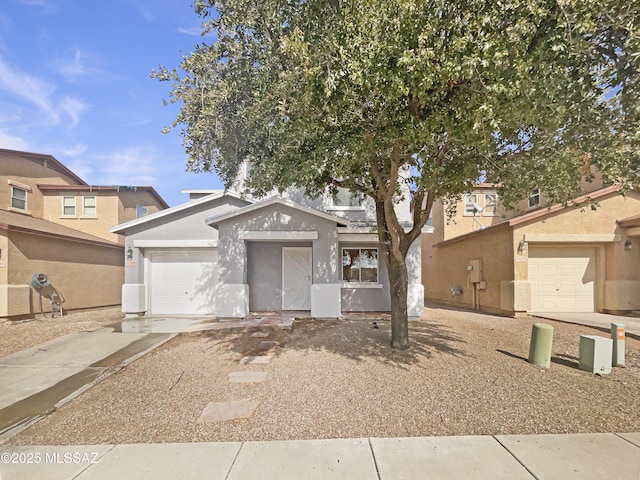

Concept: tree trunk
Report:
left=386, top=246, right=410, bottom=349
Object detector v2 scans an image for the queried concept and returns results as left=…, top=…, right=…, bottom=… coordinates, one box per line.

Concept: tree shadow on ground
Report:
left=199, top=317, right=470, bottom=369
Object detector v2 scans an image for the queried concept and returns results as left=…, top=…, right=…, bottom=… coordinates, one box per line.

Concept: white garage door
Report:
left=149, top=250, right=218, bottom=315
left=529, top=247, right=595, bottom=312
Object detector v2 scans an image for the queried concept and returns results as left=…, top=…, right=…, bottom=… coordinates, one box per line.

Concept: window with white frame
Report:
left=136, top=205, right=148, bottom=218
left=62, top=196, right=76, bottom=216
left=82, top=196, right=97, bottom=216
left=464, top=193, right=479, bottom=215
left=11, top=186, right=27, bottom=210
left=484, top=193, right=499, bottom=215
left=528, top=189, right=540, bottom=208
left=342, top=248, right=378, bottom=283
left=331, top=187, right=363, bottom=208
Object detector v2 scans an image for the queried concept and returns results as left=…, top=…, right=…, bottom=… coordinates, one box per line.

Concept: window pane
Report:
left=136, top=205, right=148, bottom=218
left=11, top=187, right=26, bottom=210
left=342, top=248, right=361, bottom=282
left=360, top=248, right=378, bottom=282
left=62, top=197, right=75, bottom=215
left=464, top=194, right=478, bottom=213
left=484, top=194, right=498, bottom=214
left=83, top=196, right=96, bottom=215
left=333, top=188, right=362, bottom=207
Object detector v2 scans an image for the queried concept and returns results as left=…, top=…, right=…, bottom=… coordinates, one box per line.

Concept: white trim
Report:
left=338, top=233, right=378, bottom=242
left=7, top=179, right=32, bottom=191
left=341, top=282, right=383, bottom=289
left=240, top=231, right=318, bottom=241
left=326, top=206, right=365, bottom=212
left=110, top=190, right=251, bottom=233
left=524, top=234, right=621, bottom=243
left=206, top=196, right=350, bottom=227
left=133, top=240, right=219, bottom=248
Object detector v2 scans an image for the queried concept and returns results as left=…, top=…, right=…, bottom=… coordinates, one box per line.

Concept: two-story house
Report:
left=0, top=148, right=168, bottom=318
left=111, top=167, right=425, bottom=319
left=422, top=177, right=640, bottom=316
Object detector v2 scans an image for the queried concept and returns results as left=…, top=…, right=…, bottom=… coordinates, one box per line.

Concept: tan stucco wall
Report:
left=1, top=153, right=78, bottom=217
left=422, top=225, right=514, bottom=313
left=4, top=231, right=123, bottom=316
left=42, top=192, right=121, bottom=243
left=425, top=191, right=640, bottom=315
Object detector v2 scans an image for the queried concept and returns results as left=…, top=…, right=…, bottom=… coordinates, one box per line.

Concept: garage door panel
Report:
left=529, top=246, right=595, bottom=313
left=150, top=250, right=217, bottom=315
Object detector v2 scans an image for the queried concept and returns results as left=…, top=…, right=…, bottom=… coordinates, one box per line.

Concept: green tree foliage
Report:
left=154, top=0, right=639, bottom=349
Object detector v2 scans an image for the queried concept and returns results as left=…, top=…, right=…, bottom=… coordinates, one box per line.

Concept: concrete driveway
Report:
left=0, top=328, right=175, bottom=442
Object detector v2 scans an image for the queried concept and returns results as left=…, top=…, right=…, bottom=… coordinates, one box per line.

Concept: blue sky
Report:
left=0, top=0, right=224, bottom=206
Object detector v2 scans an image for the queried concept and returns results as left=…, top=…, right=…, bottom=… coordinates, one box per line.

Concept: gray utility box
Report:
left=579, top=335, right=613, bottom=374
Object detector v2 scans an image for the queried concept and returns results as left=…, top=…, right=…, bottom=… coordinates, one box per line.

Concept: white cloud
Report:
left=52, top=48, right=91, bottom=80
left=61, top=144, right=88, bottom=157
left=95, top=147, right=159, bottom=186
left=0, top=56, right=90, bottom=127
left=59, top=96, right=90, bottom=127
left=177, top=26, right=202, bottom=37
left=0, top=129, right=30, bottom=150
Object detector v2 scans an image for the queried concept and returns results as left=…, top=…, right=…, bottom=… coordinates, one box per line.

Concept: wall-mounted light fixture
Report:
left=625, top=240, right=633, bottom=251
left=126, top=246, right=133, bottom=261
left=518, top=240, right=528, bottom=253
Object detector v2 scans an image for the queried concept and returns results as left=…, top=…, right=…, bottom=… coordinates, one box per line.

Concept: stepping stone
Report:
left=251, top=332, right=269, bottom=338
left=228, top=371, right=268, bottom=383
left=258, top=340, right=279, bottom=350
left=197, top=400, right=259, bottom=422
left=240, top=355, right=272, bottom=364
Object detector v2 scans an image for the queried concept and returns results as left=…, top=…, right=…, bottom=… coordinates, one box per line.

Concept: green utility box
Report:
left=528, top=323, right=554, bottom=368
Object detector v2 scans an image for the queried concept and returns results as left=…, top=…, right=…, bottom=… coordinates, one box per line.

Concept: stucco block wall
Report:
left=604, top=280, right=640, bottom=312
left=423, top=226, right=514, bottom=312
left=7, top=232, right=123, bottom=314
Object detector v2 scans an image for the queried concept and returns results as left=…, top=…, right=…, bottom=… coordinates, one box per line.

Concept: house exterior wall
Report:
left=423, top=225, right=514, bottom=314
left=2, top=231, right=122, bottom=316
left=123, top=196, right=248, bottom=284
left=247, top=241, right=313, bottom=311
left=424, top=190, right=640, bottom=315
left=0, top=152, right=79, bottom=217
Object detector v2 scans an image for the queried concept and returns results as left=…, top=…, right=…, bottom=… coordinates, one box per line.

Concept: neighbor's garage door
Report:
left=149, top=250, right=218, bottom=315
left=528, top=246, right=595, bottom=312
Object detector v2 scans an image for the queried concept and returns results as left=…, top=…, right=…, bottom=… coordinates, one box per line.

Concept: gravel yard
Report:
left=5, top=305, right=640, bottom=445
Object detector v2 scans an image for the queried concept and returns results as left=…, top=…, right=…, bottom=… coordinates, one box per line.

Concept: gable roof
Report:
left=0, top=148, right=87, bottom=185
left=38, top=184, right=170, bottom=209
left=205, top=196, right=350, bottom=227
left=434, top=185, right=625, bottom=247
left=110, top=190, right=251, bottom=234
left=0, top=209, right=121, bottom=249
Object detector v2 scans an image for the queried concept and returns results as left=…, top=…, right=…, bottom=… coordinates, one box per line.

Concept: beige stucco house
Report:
left=422, top=180, right=640, bottom=315
left=0, top=148, right=168, bottom=318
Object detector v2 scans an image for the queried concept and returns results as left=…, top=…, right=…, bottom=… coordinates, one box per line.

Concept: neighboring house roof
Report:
left=205, top=196, right=350, bottom=227
left=38, top=184, right=170, bottom=209
left=0, top=148, right=87, bottom=185
left=0, top=210, right=121, bottom=249
left=110, top=190, right=251, bottom=233
left=618, top=212, right=640, bottom=228
left=434, top=185, right=623, bottom=247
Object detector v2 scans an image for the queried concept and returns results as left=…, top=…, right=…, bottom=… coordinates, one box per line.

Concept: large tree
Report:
left=154, top=0, right=639, bottom=349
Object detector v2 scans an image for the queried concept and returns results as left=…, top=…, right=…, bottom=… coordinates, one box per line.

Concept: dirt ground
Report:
left=4, top=305, right=640, bottom=445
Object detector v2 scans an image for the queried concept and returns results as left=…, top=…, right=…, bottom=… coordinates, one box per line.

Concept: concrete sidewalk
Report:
left=0, top=433, right=639, bottom=479
left=530, top=312, right=640, bottom=338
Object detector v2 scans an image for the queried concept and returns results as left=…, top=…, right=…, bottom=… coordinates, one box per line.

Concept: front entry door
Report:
left=282, top=247, right=312, bottom=310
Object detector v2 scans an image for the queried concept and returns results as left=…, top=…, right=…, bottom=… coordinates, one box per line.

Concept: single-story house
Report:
left=111, top=188, right=425, bottom=319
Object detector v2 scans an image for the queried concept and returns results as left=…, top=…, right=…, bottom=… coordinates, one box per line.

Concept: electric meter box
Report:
left=469, top=259, right=483, bottom=283
left=579, top=335, right=613, bottom=374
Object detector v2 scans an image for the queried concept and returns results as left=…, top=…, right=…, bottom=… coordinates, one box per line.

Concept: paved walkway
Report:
left=1, top=433, right=639, bottom=479
left=530, top=312, right=640, bottom=338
